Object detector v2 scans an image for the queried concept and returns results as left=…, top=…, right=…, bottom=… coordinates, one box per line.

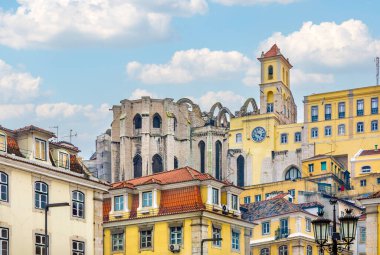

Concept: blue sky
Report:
left=1, top=0, right=380, bottom=158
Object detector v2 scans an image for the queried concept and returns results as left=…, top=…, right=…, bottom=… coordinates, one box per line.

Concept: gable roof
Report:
left=263, top=44, right=280, bottom=58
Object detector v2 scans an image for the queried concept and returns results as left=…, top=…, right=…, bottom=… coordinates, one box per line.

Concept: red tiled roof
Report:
left=14, top=125, right=56, bottom=137
left=263, top=44, right=280, bottom=58
left=111, top=167, right=231, bottom=190
left=50, top=141, right=80, bottom=152
left=299, top=201, right=324, bottom=209
left=103, top=198, right=111, bottom=221
left=6, top=136, right=23, bottom=157
left=270, top=193, right=289, bottom=199
left=359, top=149, right=380, bottom=156
left=70, top=155, right=85, bottom=174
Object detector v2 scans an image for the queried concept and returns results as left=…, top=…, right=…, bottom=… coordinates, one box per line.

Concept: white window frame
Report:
left=235, top=133, right=242, bottom=143
left=231, top=194, right=238, bottom=211
left=0, top=227, right=9, bottom=255
left=0, top=172, right=8, bottom=202
left=114, top=195, right=124, bottom=211
left=142, top=191, right=153, bottom=208
left=371, top=120, right=378, bottom=131
left=262, top=222, right=270, bottom=235
left=169, top=226, right=182, bottom=245
left=72, top=240, right=85, bottom=255
left=212, top=188, right=219, bottom=205
left=324, top=126, right=332, bottom=136
left=35, top=138, right=47, bottom=161
left=243, top=196, right=251, bottom=204
left=58, top=151, right=70, bottom=169
left=72, top=190, right=85, bottom=218
left=294, top=132, right=301, bottom=142
left=359, top=227, right=366, bottom=243
left=311, top=128, right=318, bottom=138
left=35, top=233, right=48, bottom=255
left=361, top=166, right=371, bottom=173
left=360, top=179, right=367, bottom=187
left=306, top=218, right=311, bottom=232
left=140, top=229, right=153, bottom=249
left=280, top=133, right=288, bottom=144
left=0, top=134, right=6, bottom=152
left=231, top=230, right=240, bottom=251
left=338, top=124, right=345, bottom=135
left=357, top=122, right=364, bottom=133
left=112, top=233, right=124, bottom=252
left=255, top=195, right=261, bottom=202
left=212, top=226, right=221, bottom=247
left=35, top=182, right=48, bottom=209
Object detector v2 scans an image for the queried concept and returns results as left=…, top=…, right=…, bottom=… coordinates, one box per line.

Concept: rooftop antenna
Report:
left=63, top=129, right=77, bottom=143
left=376, top=57, right=379, bottom=85
left=49, top=126, right=59, bottom=142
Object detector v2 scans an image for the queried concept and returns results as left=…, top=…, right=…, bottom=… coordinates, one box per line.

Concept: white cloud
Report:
left=129, top=89, right=158, bottom=99
left=0, top=104, right=35, bottom=120
left=259, top=19, right=380, bottom=68
left=0, top=0, right=208, bottom=49
left=212, top=0, right=297, bottom=6
left=292, top=69, right=334, bottom=86
left=0, top=59, right=41, bottom=102
left=127, top=48, right=258, bottom=84
left=197, top=90, right=245, bottom=111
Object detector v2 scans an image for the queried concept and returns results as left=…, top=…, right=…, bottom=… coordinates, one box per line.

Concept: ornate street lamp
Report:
left=311, top=197, right=359, bottom=255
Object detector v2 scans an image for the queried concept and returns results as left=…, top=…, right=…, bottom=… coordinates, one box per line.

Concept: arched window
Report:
left=72, top=190, right=85, bottom=218
left=173, top=117, right=178, bottom=132
left=307, top=245, right=313, bottom=255
left=152, top=154, right=163, bottom=173
left=261, top=248, right=270, bottom=255
left=0, top=172, right=8, bottom=202
left=268, top=65, right=273, bottom=80
left=199, top=141, right=206, bottom=173
left=237, top=155, right=245, bottom=187
left=279, top=245, right=288, bottom=255
left=174, top=157, right=179, bottom=169
left=215, top=141, right=222, bottom=180
left=361, top=166, right=371, bottom=173
left=153, top=113, right=161, bottom=128
left=134, top=114, right=142, bottom=129
left=35, top=182, right=48, bottom=209
left=133, top=154, right=142, bottom=178
left=285, top=167, right=301, bottom=180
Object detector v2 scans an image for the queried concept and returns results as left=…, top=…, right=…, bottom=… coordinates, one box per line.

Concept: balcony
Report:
left=325, top=114, right=331, bottom=120
left=372, top=108, right=378, bottom=114
left=357, top=109, right=364, bottom=116
left=311, top=116, right=318, bottom=122
left=338, top=112, right=345, bottom=118
left=275, top=228, right=290, bottom=240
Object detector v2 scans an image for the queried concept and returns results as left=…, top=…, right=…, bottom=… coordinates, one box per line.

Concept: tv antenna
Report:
left=49, top=126, right=59, bottom=142
left=376, top=57, right=379, bottom=85
left=63, top=129, right=77, bottom=143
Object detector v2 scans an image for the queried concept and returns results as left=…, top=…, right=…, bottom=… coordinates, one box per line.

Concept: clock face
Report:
left=251, top=127, right=266, bottom=142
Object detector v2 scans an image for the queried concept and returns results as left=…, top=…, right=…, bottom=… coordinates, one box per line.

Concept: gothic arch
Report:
left=216, top=107, right=234, bottom=127
left=237, top=155, right=245, bottom=187
left=198, top=141, right=206, bottom=173
left=177, top=98, right=202, bottom=116
left=133, top=154, right=142, bottom=178
left=215, top=140, right=222, bottom=180
left=209, top=102, right=223, bottom=118
left=152, top=154, right=163, bottom=173
left=239, top=98, right=259, bottom=116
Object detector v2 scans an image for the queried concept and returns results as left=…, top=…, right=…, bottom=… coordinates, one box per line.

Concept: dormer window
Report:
left=142, top=191, right=152, bottom=207
left=212, top=188, right=219, bottom=205
left=114, top=195, right=124, bottom=211
left=35, top=138, right=47, bottom=161
left=231, top=194, right=238, bottom=210
left=0, top=134, right=6, bottom=152
left=58, top=152, right=69, bottom=169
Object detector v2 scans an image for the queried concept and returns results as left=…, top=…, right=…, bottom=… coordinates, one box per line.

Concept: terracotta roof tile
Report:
left=14, top=125, right=56, bottom=137
left=263, top=44, right=280, bottom=58
left=359, top=149, right=380, bottom=156
left=6, top=136, right=23, bottom=157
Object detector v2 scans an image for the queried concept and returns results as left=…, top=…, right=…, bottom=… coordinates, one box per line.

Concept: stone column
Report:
left=141, top=97, right=151, bottom=175
left=191, top=217, right=209, bottom=255
left=93, top=192, right=104, bottom=255
left=366, top=205, right=378, bottom=254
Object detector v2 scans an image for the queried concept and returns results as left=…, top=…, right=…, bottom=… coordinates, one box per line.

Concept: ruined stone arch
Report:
left=239, top=98, right=259, bottom=116
left=216, top=107, right=234, bottom=127
left=209, top=102, right=223, bottom=118
left=177, top=98, right=202, bottom=116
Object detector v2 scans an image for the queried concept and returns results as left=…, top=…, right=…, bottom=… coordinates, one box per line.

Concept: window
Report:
left=170, top=226, right=182, bottom=245
left=280, top=134, right=288, bottom=144
left=72, top=240, right=85, bottom=255
left=212, top=188, right=219, bottom=205
left=133, top=154, right=142, bottom=178
left=243, top=196, right=251, bottom=204
left=372, top=120, right=378, bottom=131
left=35, top=138, right=47, bottom=161
left=152, top=113, right=161, bottom=128
left=357, top=122, right=364, bottom=133
left=280, top=219, right=289, bottom=236
left=377, top=177, right=380, bottom=184
left=324, top=126, right=332, bottom=136
left=265, top=193, right=270, bottom=199
left=306, top=218, right=311, bottom=232
left=58, top=152, right=69, bottom=169
left=199, top=141, right=206, bottom=173
left=0, top=172, right=8, bottom=202
left=285, top=167, right=301, bottom=180
left=338, top=102, right=345, bottom=118
left=325, top=104, right=332, bottom=120
left=140, top=230, right=152, bottom=249
left=152, top=154, right=163, bottom=173
left=134, top=114, right=142, bottom=129
left=215, top=141, right=222, bottom=180
left=237, top=155, right=245, bottom=187
left=142, top=191, right=152, bottom=207
left=321, top=161, right=327, bottom=171
left=268, top=65, right=273, bottom=80
left=255, top=195, right=262, bottom=202
left=231, top=230, right=240, bottom=250
left=279, top=245, right=288, bottom=255
left=261, top=248, right=270, bottom=255
left=338, top=124, right=345, bottom=135
left=112, top=233, right=124, bottom=251
left=72, top=191, right=84, bottom=218
left=357, top=100, right=364, bottom=116
left=212, top=226, right=221, bottom=247
left=114, top=195, right=124, bottom=211
left=235, top=133, right=242, bottom=143
left=262, top=222, right=270, bottom=235
left=267, top=103, right=274, bottom=113
left=231, top=194, right=238, bottom=210
left=360, top=179, right=367, bottom=187
left=174, top=157, right=179, bottom=169
left=311, top=106, right=318, bottom=122
left=294, top=132, right=301, bottom=142
left=371, top=98, right=378, bottom=114
left=307, top=245, right=312, bottom=255
left=308, top=164, right=314, bottom=173
left=35, top=182, right=48, bottom=209
left=361, top=166, right=371, bottom=173
left=35, top=234, right=47, bottom=255
left=359, top=227, right=366, bottom=243
left=0, top=134, right=5, bottom=152
left=0, top=228, right=9, bottom=255
left=311, top=128, right=318, bottom=138
left=288, top=189, right=295, bottom=199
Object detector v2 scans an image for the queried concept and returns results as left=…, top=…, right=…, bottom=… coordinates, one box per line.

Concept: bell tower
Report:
left=258, top=44, right=297, bottom=124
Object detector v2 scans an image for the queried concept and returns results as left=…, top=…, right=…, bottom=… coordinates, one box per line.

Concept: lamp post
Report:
left=44, top=202, right=70, bottom=255
left=311, top=197, right=359, bottom=255
left=200, top=238, right=222, bottom=255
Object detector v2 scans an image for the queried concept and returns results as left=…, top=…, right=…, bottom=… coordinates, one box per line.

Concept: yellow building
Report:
left=241, top=194, right=320, bottom=255
left=0, top=125, right=108, bottom=255
left=103, top=167, right=255, bottom=255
